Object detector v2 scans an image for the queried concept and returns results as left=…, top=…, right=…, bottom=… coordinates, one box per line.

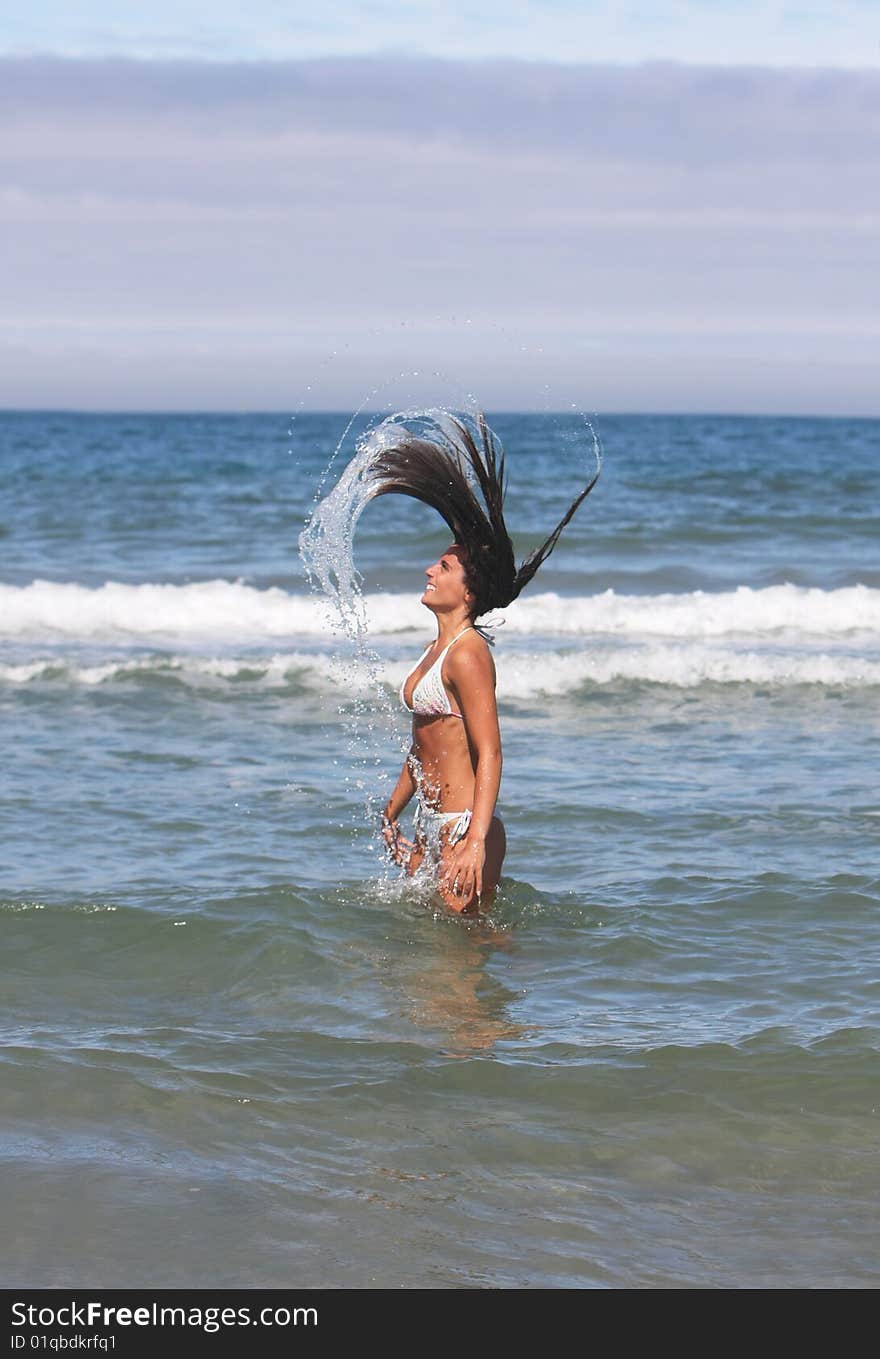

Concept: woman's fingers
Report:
left=437, top=839, right=486, bottom=902
left=381, top=816, right=416, bottom=866
left=395, top=833, right=413, bottom=867
left=445, top=858, right=474, bottom=896
left=441, top=853, right=464, bottom=888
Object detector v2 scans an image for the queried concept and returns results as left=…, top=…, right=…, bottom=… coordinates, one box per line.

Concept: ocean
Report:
left=1, top=408, right=878, bottom=1288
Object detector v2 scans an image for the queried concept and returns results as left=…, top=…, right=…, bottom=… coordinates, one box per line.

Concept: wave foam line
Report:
left=0, top=652, right=332, bottom=688
left=498, top=647, right=880, bottom=694
left=2, top=647, right=880, bottom=691
left=1, top=580, right=878, bottom=642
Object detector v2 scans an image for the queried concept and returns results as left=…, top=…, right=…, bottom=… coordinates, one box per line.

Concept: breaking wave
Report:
left=2, top=643, right=878, bottom=693
left=1, top=580, right=878, bottom=643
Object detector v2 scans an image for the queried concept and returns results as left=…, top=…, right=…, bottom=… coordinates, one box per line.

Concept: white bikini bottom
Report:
left=412, top=796, right=472, bottom=860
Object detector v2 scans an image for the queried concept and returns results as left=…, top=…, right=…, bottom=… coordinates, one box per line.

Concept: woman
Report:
left=370, top=411, right=600, bottom=915
left=382, top=541, right=505, bottom=913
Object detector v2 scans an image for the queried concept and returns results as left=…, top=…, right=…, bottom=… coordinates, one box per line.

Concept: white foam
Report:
left=2, top=643, right=878, bottom=692
left=0, top=651, right=347, bottom=689
left=501, top=583, right=880, bottom=639
left=0, top=579, right=878, bottom=643
left=497, top=646, right=880, bottom=693
left=0, top=579, right=333, bottom=641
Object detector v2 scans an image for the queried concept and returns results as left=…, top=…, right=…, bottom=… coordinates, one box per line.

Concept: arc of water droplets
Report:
left=298, top=403, right=601, bottom=904
left=298, top=407, right=485, bottom=897
left=298, top=406, right=479, bottom=640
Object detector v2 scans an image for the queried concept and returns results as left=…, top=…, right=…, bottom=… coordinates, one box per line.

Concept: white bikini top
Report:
left=399, top=626, right=473, bottom=719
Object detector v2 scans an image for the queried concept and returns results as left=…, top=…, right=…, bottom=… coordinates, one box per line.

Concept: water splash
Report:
left=299, top=405, right=485, bottom=638
left=297, top=399, right=603, bottom=902
left=298, top=405, right=490, bottom=889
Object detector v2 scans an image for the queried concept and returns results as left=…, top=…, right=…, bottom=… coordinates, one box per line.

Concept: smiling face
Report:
left=421, top=544, right=473, bottom=617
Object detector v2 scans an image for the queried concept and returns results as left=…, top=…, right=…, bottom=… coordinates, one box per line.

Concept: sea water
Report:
left=1, top=409, right=879, bottom=1287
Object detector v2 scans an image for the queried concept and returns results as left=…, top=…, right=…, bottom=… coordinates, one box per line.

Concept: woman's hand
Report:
left=440, top=834, right=486, bottom=903
left=381, top=813, right=413, bottom=867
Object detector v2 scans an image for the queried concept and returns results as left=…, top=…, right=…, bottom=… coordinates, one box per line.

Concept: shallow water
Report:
left=1, top=410, right=879, bottom=1287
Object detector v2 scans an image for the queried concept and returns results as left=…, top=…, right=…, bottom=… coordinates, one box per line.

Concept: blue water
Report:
left=1, top=409, right=879, bottom=1288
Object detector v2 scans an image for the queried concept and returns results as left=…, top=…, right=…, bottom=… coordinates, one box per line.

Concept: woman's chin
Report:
left=421, top=593, right=439, bottom=612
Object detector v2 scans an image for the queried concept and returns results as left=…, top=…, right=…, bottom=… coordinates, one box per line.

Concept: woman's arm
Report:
left=442, top=642, right=502, bottom=899
left=381, top=747, right=418, bottom=864
left=382, top=746, right=418, bottom=822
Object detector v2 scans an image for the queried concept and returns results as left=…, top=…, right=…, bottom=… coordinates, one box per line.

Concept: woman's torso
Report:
left=400, top=629, right=495, bottom=811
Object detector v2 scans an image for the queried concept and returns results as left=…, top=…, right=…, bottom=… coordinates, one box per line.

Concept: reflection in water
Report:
left=390, top=886, right=528, bottom=1057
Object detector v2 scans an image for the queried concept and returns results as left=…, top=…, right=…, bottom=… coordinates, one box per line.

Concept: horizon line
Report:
left=2, top=406, right=878, bottom=422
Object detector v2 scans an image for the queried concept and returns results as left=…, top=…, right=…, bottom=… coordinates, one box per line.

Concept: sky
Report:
left=2, top=5, right=878, bottom=414
left=5, top=1, right=880, bottom=68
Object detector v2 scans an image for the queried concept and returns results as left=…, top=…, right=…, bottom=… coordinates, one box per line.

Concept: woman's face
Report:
left=422, top=544, right=472, bottom=615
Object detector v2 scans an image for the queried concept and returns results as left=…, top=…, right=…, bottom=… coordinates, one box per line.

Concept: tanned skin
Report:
left=382, top=545, right=506, bottom=914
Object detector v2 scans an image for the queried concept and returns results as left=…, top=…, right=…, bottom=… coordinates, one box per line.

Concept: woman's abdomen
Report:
left=411, top=721, right=476, bottom=811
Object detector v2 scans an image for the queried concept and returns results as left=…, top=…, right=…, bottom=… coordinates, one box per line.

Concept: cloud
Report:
left=1, top=56, right=878, bottom=413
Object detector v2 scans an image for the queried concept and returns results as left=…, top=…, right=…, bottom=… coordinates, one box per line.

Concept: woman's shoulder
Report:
left=446, top=627, right=496, bottom=680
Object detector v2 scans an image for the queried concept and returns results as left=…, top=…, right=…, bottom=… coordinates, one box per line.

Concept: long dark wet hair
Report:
left=367, top=410, right=600, bottom=621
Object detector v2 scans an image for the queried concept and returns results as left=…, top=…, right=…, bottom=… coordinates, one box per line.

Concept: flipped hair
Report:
left=367, top=411, right=599, bottom=620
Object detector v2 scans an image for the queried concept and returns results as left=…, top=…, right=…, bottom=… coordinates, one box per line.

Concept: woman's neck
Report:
left=434, top=610, right=472, bottom=647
